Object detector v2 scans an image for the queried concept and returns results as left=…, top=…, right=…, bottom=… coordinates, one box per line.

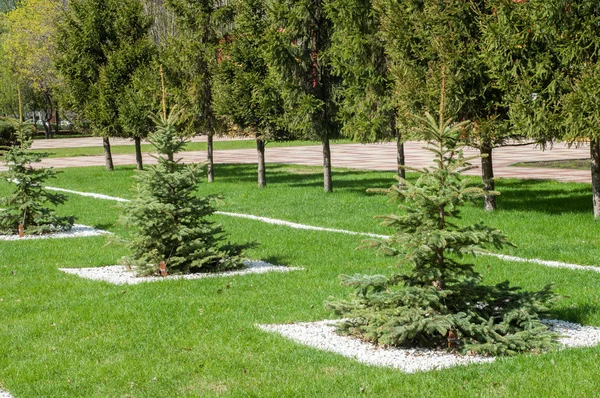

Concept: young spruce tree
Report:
left=327, top=97, right=557, bottom=356
left=0, top=118, right=74, bottom=235
left=121, top=89, right=247, bottom=276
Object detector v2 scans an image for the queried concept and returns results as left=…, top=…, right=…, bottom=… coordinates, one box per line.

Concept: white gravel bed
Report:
left=0, top=224, right=110, bottom=241
left=59, top=260, right=303, bottom=285
left=258, top=319, right=600, bottom=373
left=543, top=319, right=600, bottom=347
left=0, top=389, right=13, bottom=398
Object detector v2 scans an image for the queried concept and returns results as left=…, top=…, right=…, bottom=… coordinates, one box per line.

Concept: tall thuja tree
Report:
left=213, top=0, right=287, bottom=188
left=119, top=66, right=161, bottom=170
left=56, top=0, right=155, bottom=171
left=121, top=100, right=247, bottom=275
left=265, top=0, right=341, bottom=192
left=326, top=0, right=406, bottom=179
left=378, top=0, right=513, bottom=211
left=327, top=100, right=558, bottom=355
left=163, top=0, right=232, bottom=183
left=482, top=1, right=600, bottom=218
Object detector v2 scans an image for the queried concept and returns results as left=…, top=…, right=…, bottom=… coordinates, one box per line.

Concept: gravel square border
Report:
left=0, top=224, right=110, bottom=241
left=258, top=319, right=600, bottom=373
left=59, top=260, right=303, bottom=285
left=0, top=389, right=13, bottom=398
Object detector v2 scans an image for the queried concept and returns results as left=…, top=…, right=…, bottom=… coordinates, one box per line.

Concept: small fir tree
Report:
left=0, top=120, right=74, bottom=235
left=327, top=107, right=558, bottom=356
left=120, top=104, right=247, bottom=276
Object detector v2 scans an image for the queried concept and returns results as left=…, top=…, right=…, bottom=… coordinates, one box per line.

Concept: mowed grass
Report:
left=31, top=138, right=353, bottom=159
left=1, top=163, right=600, bottom=397
left=512, top=158, right=591, bottom=170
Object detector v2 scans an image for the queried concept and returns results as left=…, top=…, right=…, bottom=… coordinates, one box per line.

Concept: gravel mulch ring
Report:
left=258, top=319, right=600, bottom=373
left=59, top=260, right=303, bottom=285
left=0, top=224, right=110, bottom=241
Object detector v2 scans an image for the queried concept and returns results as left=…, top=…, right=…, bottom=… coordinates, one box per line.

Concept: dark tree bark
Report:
left=591, top=139, right=600, bottom=219
left=396, top=132, right=406, bottom=181
left=207, top=132, right=214, bottom=182
left=134, top=136, right=143, bottom=170
left=256, top=135, right=266, bottom=188
left=103, top=137, right=114, bottom=171
left=322, top=135, right=333, bottom=192
left=480, top=142, right=496, bottom=211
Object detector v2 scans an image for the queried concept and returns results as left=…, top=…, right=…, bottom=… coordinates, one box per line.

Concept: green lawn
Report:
left=32, top=139, right=353, bottom=159
left=512, top=158, right=591, bottom=170
left=1, top=164, right=600, bottom=397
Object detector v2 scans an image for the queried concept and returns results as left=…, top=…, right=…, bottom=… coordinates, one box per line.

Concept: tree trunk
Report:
left=134, top=136, right=143, bottom=170
left=207, top=133, right=214, bottom=182
left=322, top=135, right=333, bottom=192
left=256, top=135, right=266, bottom=188
left=43, top=121, right=51, bottom=139
left=396, top=132, right=406, bottom=181
left=591, top=139, right=600, bottom=218
left=103, top=137, right=114, bottom=171
left=55, top=109, right=60, bottom=136
left=480, top=143, right=496, bottom=211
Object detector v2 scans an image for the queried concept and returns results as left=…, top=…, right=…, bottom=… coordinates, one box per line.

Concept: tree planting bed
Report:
left=60, top=260, right=303, bottom=285
left=259, top=319, right=600, bottom=373
left=0, top=224, right=109, bottom=241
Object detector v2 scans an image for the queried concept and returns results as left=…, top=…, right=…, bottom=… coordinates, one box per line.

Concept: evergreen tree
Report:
left=326, top=0, right=406, bottom=179
left=56, top=0, right=156, bottom=171
left=327, top=102, right=557, bottom=355
left=118, top=66, right=161, bottom=171
left=376, top=0, right=517, bottom=211
left=0, top=118, right=74, bottom=235
left=265, top=0, right=341, bottom=192
left=121, top=104, right=247, bottom=275
left=482, top=1, right=600, bottom=218
left=212, top=0, right=288, bottom=188
left=162, top=0, right=232, bottom=183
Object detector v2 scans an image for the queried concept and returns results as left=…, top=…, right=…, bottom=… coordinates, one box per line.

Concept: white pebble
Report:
left=258, top=319, right=600, bottom=373
left=0, top=224, right=110, bottom=241
left=59, top=260, right=303, bottom=285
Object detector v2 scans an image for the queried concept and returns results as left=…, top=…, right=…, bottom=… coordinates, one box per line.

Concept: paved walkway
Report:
left=3, top=139, right=593, bottom=183
left=30, top=135, right=246, bottom=150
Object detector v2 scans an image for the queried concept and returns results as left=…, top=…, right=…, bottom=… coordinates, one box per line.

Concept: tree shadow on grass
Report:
left=550, top=303, right=600, bottom=325
left=494, top=179, right=591, bottom=215
left=213, top=163, right=399, bottom=196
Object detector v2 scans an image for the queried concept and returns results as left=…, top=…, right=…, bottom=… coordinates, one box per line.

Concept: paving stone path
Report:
left=3, top=138, right=593, bottom=183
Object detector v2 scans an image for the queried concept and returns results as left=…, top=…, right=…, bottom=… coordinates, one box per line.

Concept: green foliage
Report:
left=378, top=0, right=513, bottom=147
left=327, top=112, right=558, bottom=355
left=325, top=0, right=395, bottom=143
left=0, top=117, right=17, bottom=147
left=263, top=0, right=340, bottom=141
left=0, top=121, right=74, bottom=234
left=56, top=0, right=156, bottom=138
left=161, top=0, right=231, bottom=137
left=120, top=108, right=247, bottom=275
left=212, top=0, right=287, bottom=140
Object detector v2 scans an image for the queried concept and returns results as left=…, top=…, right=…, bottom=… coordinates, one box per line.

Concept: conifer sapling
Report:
left=327, top=103, right=558, bottom=356
left=0, top=119, right=74, bottom=235
left=120, top=102, right=248, bottom=276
